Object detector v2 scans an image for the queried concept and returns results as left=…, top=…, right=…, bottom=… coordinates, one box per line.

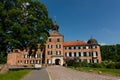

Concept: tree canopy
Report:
left=101, top=44, right=120, bottom=62
left=0, top=0, right=53, bottom=63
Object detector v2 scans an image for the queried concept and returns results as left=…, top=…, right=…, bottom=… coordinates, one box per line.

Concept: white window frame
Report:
left=86, top=52, right=89, bottom=56
left=67, top=52, right=69, bottom=57
left=86, top=46, right=89, bottom=49
left=35, top=54, right=38, bottom=58
left=87, top=59, right=90, bottom=63
left=24, top=54, right=28, bottom=58
left=48, top=44, right=52, bottom=48
left=93, top=52, right=97, bottom=57
left=94, top=59, right=97, bottom=63
left=76, top=52, right=79, bottom=57
left=81, top=52, right=83, bottom=57
left=81, top=46, right=83, bottom=49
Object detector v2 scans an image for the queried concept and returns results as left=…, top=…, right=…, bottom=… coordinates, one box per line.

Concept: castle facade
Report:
left=7, top=23, right=101, bottom=66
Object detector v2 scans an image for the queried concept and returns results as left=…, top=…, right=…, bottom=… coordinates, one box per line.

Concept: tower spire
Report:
left=53, top=16, right=59, bottom=31
left=54, top=16, right=57, bottom=23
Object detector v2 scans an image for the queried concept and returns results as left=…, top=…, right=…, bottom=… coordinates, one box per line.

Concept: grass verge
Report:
left=68, top=66, right=120, bottom=76
left=0, top=70, right=32, bottom=80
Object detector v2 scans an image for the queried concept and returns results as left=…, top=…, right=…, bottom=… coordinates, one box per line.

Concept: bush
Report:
left=90, top=63, right=104, bottom=68
left=106, top=63, right=116, bottom=69
left=66, top=58, right=120, bottom=69
left=115, top=62, right=120, bottom=69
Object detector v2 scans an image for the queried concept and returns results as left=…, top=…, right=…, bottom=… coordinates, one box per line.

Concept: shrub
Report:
left=106, top=63, right=116, bottom=69
left=115, top=62, right=120, bottom=69
left=90, top=63, right=104, bottom=68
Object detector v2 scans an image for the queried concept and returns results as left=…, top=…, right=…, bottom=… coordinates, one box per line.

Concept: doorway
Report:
left=55, top=59, right=60, bottom=65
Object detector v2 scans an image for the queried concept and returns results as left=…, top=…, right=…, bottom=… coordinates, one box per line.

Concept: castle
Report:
left=7, top=22, right=101, bottom=66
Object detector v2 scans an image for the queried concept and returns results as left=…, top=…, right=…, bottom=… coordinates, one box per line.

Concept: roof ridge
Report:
left=64, top=40, right=85, bottom=42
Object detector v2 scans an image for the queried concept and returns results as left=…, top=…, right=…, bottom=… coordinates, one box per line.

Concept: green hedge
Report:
left=66, top=58, right=120, bottom=69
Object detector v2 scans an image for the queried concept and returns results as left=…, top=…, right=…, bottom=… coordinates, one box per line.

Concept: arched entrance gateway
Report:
left=55, top=59, right=61, bottom=65
left=52, top=57, right=63, bottom=65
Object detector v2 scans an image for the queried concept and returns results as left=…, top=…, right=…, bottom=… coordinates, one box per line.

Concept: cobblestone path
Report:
left=47, top=66, right=120, bottom=80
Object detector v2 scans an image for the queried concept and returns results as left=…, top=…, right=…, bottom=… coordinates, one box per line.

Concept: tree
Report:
left=101, top=44, right=120, bottom=62
left=0, top=0, right=53, bottom=63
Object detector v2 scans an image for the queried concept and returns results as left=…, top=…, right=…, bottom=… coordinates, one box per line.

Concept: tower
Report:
left=45, top=22, right=64, bottom=65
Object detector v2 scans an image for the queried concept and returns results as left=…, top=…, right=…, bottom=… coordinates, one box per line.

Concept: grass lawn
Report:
left=69, top=66, right=120, bottom=76
left=0, top=70, right=32, bottom=80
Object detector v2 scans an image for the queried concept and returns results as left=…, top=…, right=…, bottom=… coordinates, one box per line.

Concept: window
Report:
left=74, top=52, right=76, bottom=57
left=71, top=47, right=74, bottom=49
left=48, top=44, right=52, bottom=48
left=30, top=60, right=34, bottom=64
left=40, top=54, right=42, bottom=58
left=56, top=51, right=61, bottom=55
left=35, top=54, right=38, bottom=58
left=92, top=46, right=97, bottom=49
left=87, top=59, right=90, bottom=63
left=81, top=46, right=83, bottom=49
left=84, top=52, right=87, bottom=57
left=48, top=51, right=52, bottom=55
left=81, top=52, right=83, bottom=57
left=65, top=47, right=67, bottom=50
left=83, top=46, right=86, bottom=49
left=65, top=52, right=67, bottom=57
left=24, top=60, right=28, bottom=64
left=76, top=46, right=78, bottom=49
left=86, top=52, right=90, bottom=56
left=72, top=52, right=74, bottom=57
left=36, top=60, right=40, bottom=64
left=49, top=38, right=52, bottom=42
left=47, top=59, right=51, bottom=64
left=30, top=56, right=32, bottom=58
left=79, top=52, right=81, bottom=57
left=69, top=47, right=71, bottom=50
left=57, top=38, right=60, bottom=42
left=86, top=46, right=89, bottom=49
left=78, top=46, right=81, bottom=49
left=92, top=52, right=98, bottom=57
left=67, top=52, right=69, bottom=57
left=66, top=47, right=69, bottom=50
left=24, top=54, right=28, bottom=58
left=93, top=59, right=98, bottom=63
left=56, top=44, right=61, bottom=48
left=69, top=52, right=72, bottom=57
left=74, top=46, right=76, bottom=49
left=76, top=52, right=79, bottom=57
left=18, top=60, right=20, bottom=63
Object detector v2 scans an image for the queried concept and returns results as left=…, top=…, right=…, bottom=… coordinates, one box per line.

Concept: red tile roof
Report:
left=63, top=40, right=87, bottom=46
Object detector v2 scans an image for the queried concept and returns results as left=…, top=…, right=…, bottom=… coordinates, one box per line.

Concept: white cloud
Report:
left=99, top=43, right=107, bottom=45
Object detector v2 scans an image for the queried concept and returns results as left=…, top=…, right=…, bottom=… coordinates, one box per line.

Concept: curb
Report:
left=46, top=68, right=52, bottom=80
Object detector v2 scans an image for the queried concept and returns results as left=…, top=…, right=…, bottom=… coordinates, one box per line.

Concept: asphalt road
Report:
left=22, top=68, right=50, bottom=80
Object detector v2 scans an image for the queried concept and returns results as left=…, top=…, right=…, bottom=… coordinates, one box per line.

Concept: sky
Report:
left=39, top=0, right=120, bottom=45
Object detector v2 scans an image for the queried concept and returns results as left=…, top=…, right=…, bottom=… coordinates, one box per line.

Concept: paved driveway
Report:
left=47, top=66, right=120, bottom=80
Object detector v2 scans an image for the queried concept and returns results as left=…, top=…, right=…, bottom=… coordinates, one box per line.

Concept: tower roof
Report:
left=87, top=38, right=98, bottom=44
left=52, top=22, right=59, bottom=31
left=49, top=30, right=63, bottom=37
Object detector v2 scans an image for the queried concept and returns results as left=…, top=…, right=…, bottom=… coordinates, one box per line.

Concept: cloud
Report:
left=99, top=43, right=107, bottom=45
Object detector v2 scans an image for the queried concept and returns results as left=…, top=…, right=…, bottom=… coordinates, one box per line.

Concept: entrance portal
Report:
left=55, top=59, right=60, bottom=65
